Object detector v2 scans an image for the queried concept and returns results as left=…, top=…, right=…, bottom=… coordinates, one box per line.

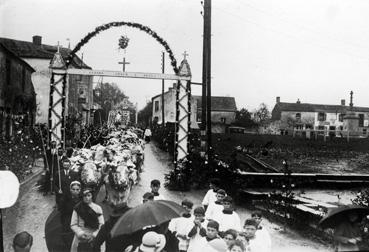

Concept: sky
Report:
left=1, top=0, right=369, bottom=111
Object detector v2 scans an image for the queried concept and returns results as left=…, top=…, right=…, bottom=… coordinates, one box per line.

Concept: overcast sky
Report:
left=1, top=0, right=369, bottom=111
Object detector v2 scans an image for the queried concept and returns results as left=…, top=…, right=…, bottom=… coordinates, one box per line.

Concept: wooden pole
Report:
left=204, top=0, right=212, bottom=158
left=161, top=52, right=165, bottom=126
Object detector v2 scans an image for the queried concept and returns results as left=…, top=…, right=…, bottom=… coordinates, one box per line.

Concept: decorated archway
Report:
left=48, top=21, right=192, bottom=163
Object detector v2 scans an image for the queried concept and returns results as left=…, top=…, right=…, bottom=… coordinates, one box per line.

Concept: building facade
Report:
left=0, top=42, right=36, bottom=137
left=152, top=84, right=237, bottom=133
left=272, top=96, right=369, bottom=136
left=0, top=36, right=93, bottom=125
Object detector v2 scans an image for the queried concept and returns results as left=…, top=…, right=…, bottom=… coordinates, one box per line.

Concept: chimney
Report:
left=32, top=35, right=42, bottom=46
left=297, top=99, right=301, bottom=104
left=341, top=99, right=345, bottom=106
left=276, top=96, right=280, bottom=103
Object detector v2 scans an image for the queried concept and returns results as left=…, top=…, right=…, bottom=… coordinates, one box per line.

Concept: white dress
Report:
left=70, top=202, right=104, bottom=252
left=202, top=189, right=217, bottom=207
left=169, top=215, right=194, bottom=251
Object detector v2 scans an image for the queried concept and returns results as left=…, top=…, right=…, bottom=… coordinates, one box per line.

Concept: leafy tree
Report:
left=138, top=101, right=152, bottom=128
left=94, top=82, right=127, bottom=121
left=254, top=103, right=271, bottom=124
left=234, top=108, right=257, bottom=128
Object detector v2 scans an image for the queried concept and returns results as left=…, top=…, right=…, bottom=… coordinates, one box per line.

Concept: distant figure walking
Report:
left=144, top=128, right=152, bottom=142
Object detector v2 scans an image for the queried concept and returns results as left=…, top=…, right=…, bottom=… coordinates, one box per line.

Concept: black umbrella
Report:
left=110, top=200, right=186, bottom=237
left=44, top=209, right=74, bottom=252
left=319, top=205, right=369, bottom=229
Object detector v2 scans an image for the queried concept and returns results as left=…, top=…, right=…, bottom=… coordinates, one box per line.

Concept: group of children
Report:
left=147, top=178, right=272, bottom=252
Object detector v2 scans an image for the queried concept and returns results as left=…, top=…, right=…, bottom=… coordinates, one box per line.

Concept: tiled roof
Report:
left=193, top=95, right=237, bottom=112
left=275, top=102, right=369, bottom=113
left=0, top=37, right=91, bottom=69
left=0, top=42, right=35, bottom=72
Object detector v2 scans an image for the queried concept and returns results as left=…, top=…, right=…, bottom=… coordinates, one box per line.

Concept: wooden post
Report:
left=161, top=52, right=165, bottom=126
left=175, top=59, right=191, bottom=162
left=204, top=0, right=212, bottom=159
left=48, top=47, right=67, bottom=148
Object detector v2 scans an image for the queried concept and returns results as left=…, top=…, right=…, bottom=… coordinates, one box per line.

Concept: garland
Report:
left=118, top=35, right=129, bottom=50
left=66, top=21, right=178, bottom=74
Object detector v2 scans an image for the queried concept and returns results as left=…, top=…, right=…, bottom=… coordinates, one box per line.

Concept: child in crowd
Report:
left=228, top=240, right=246, bottom=252
left=150, top=179, right=165, bottom=200
left=196, top=220, right=223, bottom=251
left=202, top=178, right=221, bottom=211
left=13, top=231, right=33, bottom=252
left=142, top=192, right=154, bottom=203
left=211, top=196, right=242, bottom=233
left=169, top=199, right=195, bottom=252
left=223, top=229, right=238, bottom=247
left=205, top=189, right=226, bottom=221
left=187, top=207, right=208, bottom=252
left=251, top=210, right=271, bottom=252
left=242, top=218, right=271, bottom=252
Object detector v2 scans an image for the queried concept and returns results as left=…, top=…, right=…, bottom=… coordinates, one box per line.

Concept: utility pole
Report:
left=204, top=0, right=212, bottom=159
left=161, top=52, right=165, bottom=126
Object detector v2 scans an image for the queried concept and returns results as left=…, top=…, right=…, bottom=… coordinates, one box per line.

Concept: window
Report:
left=318, top=112, right=326, bottom=121
left=220, top=117, right=226, bottom=124
left=359, top=114, right=364, bottom=127
left=295, top=113, right=301, bottom=121
left=339, top=114, right=345, bottom=122
left=154, top=101, right=159, bottom=112
left=363, top=128, right=367, bottom=135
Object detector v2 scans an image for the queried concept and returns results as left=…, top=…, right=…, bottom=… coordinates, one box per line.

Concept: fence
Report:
left=290, top=129, right=368, bottom=142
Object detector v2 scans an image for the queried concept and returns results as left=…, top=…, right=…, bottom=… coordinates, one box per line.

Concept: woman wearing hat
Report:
left=70, top=187, right=104, bottom=252
left=134, top=231, right=166, bottom=252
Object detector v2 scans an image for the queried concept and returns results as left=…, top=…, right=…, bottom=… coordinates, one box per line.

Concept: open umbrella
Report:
left=110, top=200, right=186, bottom=237
left=319, top=205, right=369, bottom=229
left=45, top=208, right=74, bottom=252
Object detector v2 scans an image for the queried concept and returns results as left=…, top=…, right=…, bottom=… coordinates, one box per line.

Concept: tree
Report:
left=234, top=108, right=257, bottom=128
left=254, top=103, right=271, bottom=124
left=138, top=101, right=152, bottom=128
left=94, top=82, right=127, bottom=121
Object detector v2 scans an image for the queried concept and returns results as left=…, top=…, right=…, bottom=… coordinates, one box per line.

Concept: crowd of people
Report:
left=10, top=125, right=366, bottom=252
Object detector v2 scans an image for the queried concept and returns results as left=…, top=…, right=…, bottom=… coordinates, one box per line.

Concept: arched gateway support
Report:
left=49, top=54, right=192, bottom=162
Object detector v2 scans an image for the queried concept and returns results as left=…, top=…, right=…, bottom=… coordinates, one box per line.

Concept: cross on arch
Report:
left=118, top=57, right=130, bottom=72
left=182, top=51, right=189, bottom=60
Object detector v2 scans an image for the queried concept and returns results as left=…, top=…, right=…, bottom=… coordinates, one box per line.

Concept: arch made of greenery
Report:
left=66, top=21, right=179, bottom=73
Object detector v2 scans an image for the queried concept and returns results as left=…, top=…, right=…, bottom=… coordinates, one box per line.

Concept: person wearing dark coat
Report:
left=92, top=202, right=131, bottom=252
left=92, top=189, right=132, bottom=252
left=44, top=141, right=60, bottom=194
left=58, top=181, right=82, bottom=249
left=55, top=158, right=79, bottom=208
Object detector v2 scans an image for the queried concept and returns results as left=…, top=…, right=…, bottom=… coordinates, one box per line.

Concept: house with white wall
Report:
left=152, top=84, right=237, bottom=133
left=271, top=96, right=369, bottom=136
left=0, top=36, right=93, bottom=125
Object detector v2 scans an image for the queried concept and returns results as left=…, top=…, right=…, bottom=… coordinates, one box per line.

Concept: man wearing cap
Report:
left=12, top=231, right=33, bottom=252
